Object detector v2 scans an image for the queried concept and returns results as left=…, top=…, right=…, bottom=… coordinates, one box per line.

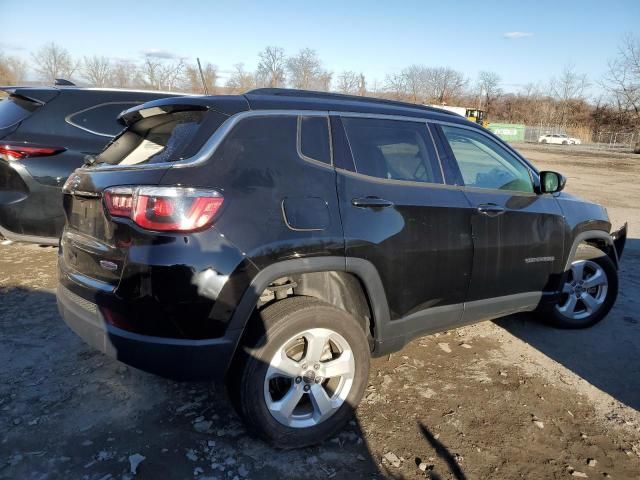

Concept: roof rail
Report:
left=246, top=88, right=459, bottom=117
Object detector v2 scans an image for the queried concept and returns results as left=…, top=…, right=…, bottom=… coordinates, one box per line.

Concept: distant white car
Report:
left=538, top=134, right=582, bottom=145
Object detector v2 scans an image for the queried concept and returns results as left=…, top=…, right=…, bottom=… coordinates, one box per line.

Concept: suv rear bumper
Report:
left=57, top=284, right=241, bottom=381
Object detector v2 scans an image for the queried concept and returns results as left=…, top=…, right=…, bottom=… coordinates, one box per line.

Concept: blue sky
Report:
left=1, top=0, right=638, bottom=93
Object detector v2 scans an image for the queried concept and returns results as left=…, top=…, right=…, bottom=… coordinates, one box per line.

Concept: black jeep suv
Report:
left=56, top=89, right=627, bottom=447
left=0, top=86, right=182, bottom=244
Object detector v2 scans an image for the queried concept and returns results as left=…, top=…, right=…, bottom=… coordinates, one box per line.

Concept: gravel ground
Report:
left=1, top=145, right=639, bottom=480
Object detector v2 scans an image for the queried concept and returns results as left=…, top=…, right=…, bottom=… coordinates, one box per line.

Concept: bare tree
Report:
left=110, top=60, right=138, bottom=88
left=139, top=57, right=185, bottom=91
left=336, top=71, right=360, bottom=94
left=550, top=64, right=589, bottom=125
left=551, top=64, right=589, bottom=102
left=185, top=62, right=218, bottom=94
left=402, top=65, right=429, bottom=103
left=316, top=71, right=332, bottom=92
left=0, top=53, right=27, bottom=85
left=226, top=63, right=256, bottom=93
left=162, top=59, right=186, bottom=91
left=358, top=73, right=367, bottom=96
left=430, top=67, right=467, bottom=104
left=256, top=46, right=286, bottom=88
left=385, top=72, right=409, bottom=100
left=477, top=71, right=502, bottom=116
left=139, top=58, right=163, bottom=89
left=32, top=42, right=78, bottom=83
left=602, top=34, right=640, bottom=121
left=385, top=65, right=465, bottom=104
left=287, top=48, right=330, bottom=90
left=82, top=56, right=111, bottom=87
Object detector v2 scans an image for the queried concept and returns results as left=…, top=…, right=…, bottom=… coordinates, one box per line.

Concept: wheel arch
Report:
left=566, top=230, right=619, bottom=270
left=227, top=256, right=390, bottom=346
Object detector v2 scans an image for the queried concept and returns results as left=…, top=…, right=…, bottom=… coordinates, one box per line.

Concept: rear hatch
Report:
left=60, top=99, right=231, bottom=288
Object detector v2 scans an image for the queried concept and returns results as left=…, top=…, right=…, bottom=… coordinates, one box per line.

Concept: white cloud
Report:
left=0, top=41, right=26, bottom=52
left=503, top=32, right=534, bottom=39
left=141, top=48, right=181, bottom=60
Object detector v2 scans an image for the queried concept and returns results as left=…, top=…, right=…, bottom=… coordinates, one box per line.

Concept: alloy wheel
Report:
left=556, top=259, right=608, bottom=321
left=263, top=328, right=355, bottom=428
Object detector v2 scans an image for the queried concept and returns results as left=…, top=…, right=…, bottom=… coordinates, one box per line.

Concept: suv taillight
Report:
left=103, top=186, right=223, bottom=232
left=0, top=142, right=66, bottom=161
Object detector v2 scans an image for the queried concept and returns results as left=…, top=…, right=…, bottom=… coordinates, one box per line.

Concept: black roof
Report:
left=109, top=88, right=475, bottom=127
left=244, top=88, right=469, bottom=124
left=0, top=86, right=184, bottom=105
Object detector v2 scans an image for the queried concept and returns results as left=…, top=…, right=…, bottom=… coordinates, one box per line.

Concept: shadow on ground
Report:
left=495, top=238, right=640, bottom=411
left=0, top=285, right=469, bottom=480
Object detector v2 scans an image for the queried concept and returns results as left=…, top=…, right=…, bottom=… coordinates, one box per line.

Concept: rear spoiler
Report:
left=117, top=95, right=250, bottom=126
left=0, top=86, right=61, bottom=105
left=118, top=100, right=209, bottom=127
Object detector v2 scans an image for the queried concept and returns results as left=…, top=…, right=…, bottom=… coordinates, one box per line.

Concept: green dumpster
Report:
left=488, top=123, right=525, bottom=142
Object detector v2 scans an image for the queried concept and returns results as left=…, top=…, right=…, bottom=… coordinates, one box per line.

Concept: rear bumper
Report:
left=57, top=284, right=242, bottom=381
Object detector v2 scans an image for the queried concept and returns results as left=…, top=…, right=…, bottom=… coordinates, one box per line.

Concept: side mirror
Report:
left=539, top=171, right=566, bottom=194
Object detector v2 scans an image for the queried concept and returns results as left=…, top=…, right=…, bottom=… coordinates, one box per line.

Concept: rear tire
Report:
left=542, top=246, right=618, bottom=328
left=227, top=296, right=370, bottom=448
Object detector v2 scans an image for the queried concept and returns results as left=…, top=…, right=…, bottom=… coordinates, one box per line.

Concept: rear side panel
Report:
left=59, top=163, right=258, bottom=339
left=159, top=113, right=345, bottom=269
left=58, top=103, right=263, bottom=340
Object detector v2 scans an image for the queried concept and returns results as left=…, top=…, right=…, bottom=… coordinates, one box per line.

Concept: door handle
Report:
left=352, top=196, right=395, bottom=208
left=477, top=203, right=506, bottom=217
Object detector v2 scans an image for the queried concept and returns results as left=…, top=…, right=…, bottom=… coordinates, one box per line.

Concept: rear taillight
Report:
left=103, top=187, right=134, bottom=217
left=0, top=142, right=66, bottom=161
left=103, top=186, right=224, bottom=232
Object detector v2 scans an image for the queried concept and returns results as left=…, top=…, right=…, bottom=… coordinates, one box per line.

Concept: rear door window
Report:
left=66, top=102, right=138, bottom=137
left=341, top=117, right=443, bottom=184
left=95, top=110, right=210, bottom=166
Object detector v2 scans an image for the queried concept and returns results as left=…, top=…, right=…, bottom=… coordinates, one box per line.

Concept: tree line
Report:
left=1, top=37, right=638, bottom=136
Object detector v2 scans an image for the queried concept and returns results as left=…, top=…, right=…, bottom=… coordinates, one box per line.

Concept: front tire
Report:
left=227, top=296, right=370, bottom=448
left=545, top=246, right=618, bottom=328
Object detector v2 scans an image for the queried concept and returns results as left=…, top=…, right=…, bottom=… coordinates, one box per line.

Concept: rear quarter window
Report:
left=66, top=102, right=139, bottom=137
left=298, top=116, right=331, bottom=164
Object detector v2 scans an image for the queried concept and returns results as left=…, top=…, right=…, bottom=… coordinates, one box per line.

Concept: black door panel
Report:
left=463, top=189, right=565, bottom=301
left=338, top=172, right=473, bottom=319
left=435, top=123, right=567, bottom=314
left=334, top=116, right=473, bottom=321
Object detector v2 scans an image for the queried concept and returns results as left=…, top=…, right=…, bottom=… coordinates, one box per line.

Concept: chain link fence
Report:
left=523, top=125, right=638, bottom=151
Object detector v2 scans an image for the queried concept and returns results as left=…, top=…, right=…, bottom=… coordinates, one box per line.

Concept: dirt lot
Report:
left=1, top=144, right=639, bottom=480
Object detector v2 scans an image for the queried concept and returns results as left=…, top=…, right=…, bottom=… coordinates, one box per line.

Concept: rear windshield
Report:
left=0, top=95, right=40, bottom=131
left=95, top=110, right=210, bottom=166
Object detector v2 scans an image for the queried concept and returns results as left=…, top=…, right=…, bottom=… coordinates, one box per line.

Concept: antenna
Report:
left=196, top=58, right=209, bottom=95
